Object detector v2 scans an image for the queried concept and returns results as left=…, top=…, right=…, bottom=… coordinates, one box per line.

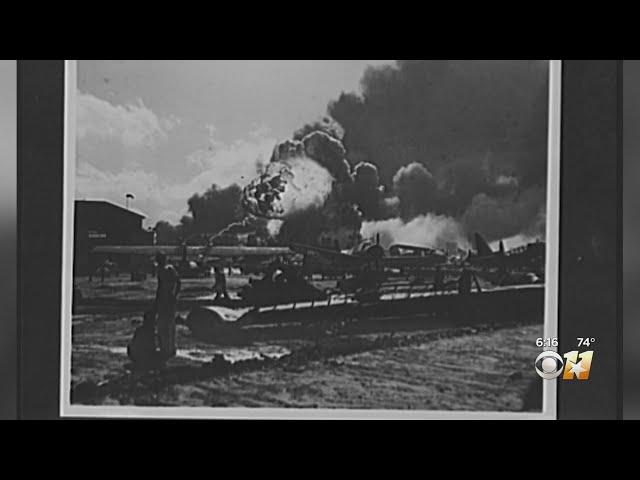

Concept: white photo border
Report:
left=60, top=60, right=562, bottom=419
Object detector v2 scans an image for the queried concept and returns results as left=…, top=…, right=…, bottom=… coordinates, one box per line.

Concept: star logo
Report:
left=563, top=351, right=593, bottom=380
left=568, top=360, right=586, bottom=377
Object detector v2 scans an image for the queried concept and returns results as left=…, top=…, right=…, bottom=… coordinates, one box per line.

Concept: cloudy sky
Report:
left=76, top=60, right=393, bottom=227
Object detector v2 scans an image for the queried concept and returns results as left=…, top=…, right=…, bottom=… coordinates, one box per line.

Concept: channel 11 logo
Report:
left=534, top=338, right=595, bottom=380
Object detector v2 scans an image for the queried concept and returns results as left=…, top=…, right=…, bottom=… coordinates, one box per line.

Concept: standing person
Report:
left=154, top=252, right=181, bottom=362
left=213, top=266, right=229, bottom=300
left=433, top=265, right=445, bottom=293
left=458, top=267, right=472, bottom=296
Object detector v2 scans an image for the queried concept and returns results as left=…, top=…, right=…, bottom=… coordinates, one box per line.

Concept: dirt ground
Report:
left=71, top=308, right=543, bottom=411
left=142, top=324, right=542, bottom=411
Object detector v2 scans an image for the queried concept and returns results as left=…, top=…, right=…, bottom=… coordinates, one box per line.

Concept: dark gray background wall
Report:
left=558, top=60, right=620, bottom=419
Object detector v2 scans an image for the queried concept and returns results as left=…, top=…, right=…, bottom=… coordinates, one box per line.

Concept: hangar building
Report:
left=74, top=200, right=153, bottom=275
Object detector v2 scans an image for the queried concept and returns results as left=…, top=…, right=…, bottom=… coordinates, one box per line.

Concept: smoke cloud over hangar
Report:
left=150, top=60, right=548, bottom=251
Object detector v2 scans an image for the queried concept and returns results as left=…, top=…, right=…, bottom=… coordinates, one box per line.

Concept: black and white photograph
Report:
left=61, top=60, right=560, bottom=418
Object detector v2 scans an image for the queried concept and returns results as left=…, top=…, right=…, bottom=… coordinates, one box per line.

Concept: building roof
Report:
left=75, top=199, right=147, bottom=219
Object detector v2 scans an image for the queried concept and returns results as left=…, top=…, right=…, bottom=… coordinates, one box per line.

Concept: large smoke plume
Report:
left=242, top=130, right=362, bottom=246
left=163, top=61, right=549, bottom=251
left=330, top=60, right=549, bottom=247
left=239, top=61, right=549, bottom=249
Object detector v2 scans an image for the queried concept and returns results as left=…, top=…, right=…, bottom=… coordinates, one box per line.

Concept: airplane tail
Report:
left=474, top=233, right=493, bottom=257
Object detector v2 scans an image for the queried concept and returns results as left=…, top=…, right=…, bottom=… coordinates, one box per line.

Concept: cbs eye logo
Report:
left=534, top=351, right=594, bottom=380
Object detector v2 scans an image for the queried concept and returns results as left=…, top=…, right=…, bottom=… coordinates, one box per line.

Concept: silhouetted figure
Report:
left=127, top=310, right=160, bottom=370
left=213, top=266, right=229, bottom=300
left=458, top=268, right=472, bottom=295
left=154, top=252, right=181, bottom=362
left=433, top=266, right=445, bottom=293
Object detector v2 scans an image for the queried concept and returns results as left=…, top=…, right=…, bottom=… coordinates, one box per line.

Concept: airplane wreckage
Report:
left=88, top=230, right=545, bottom=344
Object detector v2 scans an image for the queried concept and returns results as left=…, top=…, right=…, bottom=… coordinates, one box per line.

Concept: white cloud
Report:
left=185, top=130, right=277, bottom=188
left=249, top=124, right=272, bottom=139
left=75, top=123, right=279, bottom=226
left=76, top=162, right=159, bottom=203
left=76, top=163, right=159, bottom=203
left=76, top=92, right=179, bottom=148
left=75, top=163, right=184, bottom=225
left=361, top=214, right=469, bottom=250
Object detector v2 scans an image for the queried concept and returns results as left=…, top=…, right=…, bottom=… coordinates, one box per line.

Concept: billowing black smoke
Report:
left=154, top=184, right=245, bottom=245
left=348, top=161, right=386, bottom=219
left=187, top=184, right=244, bottom=235
left=331, top=61, right=548, bottom=188
left=326, top=60, right=549, bottom=244
left=292, top=116, right=344, bottom=143
left=461, top=186, right=546, bottom=242
left=166, top=61, right=549, bottom=250
left=392, top=162, right=438, bottom=219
